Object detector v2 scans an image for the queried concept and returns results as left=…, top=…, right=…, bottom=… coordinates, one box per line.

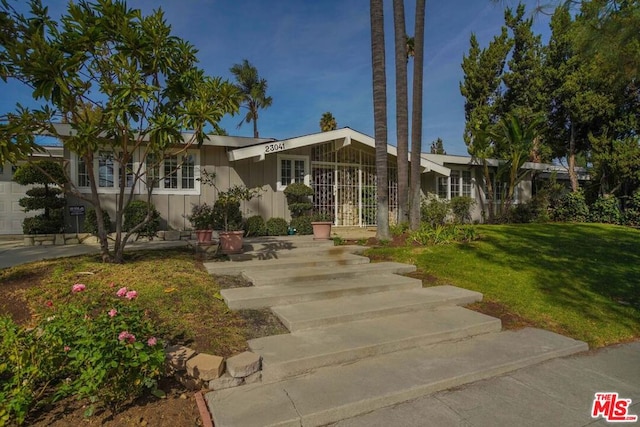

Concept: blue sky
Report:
left=0, top=0, right=553, bottom=155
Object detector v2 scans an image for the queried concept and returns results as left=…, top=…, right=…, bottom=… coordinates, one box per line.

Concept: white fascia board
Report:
left=228, top=128, right=366, bottom=162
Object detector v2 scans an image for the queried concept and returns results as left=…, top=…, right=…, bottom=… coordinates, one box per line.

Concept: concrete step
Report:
left=220, top=274, right=422, bottom=310
left=243, top=262, right=417, bottom=286
left=206, top=328, right=589, bottom=427
left=237, top=236, right=334, bottom=252
left=249, top=306, right=501, bottom=382
left=229, top=243, right=365, bottom=261
left=204, top=253, right=370, bottom=276
left=272, top=286, right=483, bottom=331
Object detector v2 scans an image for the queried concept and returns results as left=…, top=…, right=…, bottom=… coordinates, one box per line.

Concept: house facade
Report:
left=0, top=127, right=580, bottom=235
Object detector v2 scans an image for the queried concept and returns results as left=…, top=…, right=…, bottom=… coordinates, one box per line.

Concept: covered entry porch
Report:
left=226, top=128, right=450, bottom=227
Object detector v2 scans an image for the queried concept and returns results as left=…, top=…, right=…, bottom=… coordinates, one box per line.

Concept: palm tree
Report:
left=490, top=112, right=544, bottom=214
left=409, top=0, right=426, bottom=230
left=370, top=0, right=390, bottom=240
left=230, top=59, right=272, bottom=138
left=393, top=0, right=409, bottom=225
left=319, top=112, right=337, bottom=132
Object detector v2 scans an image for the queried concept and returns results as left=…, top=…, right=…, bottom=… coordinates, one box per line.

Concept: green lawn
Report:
left=368, top=223, right=640, bottom=348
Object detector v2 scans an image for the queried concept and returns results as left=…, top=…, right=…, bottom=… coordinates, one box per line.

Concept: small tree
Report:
left=0, top=1, right=240, bottom=262
left=213, top=185, right=263, bottom=231
left=13, top=160, right=67, bottom=234
left=283, top=183, right=314, bottom=218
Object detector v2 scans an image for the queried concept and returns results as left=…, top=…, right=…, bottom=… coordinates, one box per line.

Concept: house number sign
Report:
left=264, top=142, right=285, bottom=154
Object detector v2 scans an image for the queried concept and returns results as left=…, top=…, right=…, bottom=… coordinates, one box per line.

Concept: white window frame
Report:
left=71, top=148, right=201, bottom=195
left=437, top=168, right=475, bottom=200
left=145, top=151, right=200, bottom=195
left=277, top=154, right=309, bottom=191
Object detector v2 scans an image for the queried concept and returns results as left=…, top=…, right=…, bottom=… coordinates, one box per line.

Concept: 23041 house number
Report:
left=264, top=142, right=285, bottom=153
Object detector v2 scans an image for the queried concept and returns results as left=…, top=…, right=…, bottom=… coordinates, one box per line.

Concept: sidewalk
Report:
left=0, top=227, right=373, bottom=270
left=0, top=238, right=188, bottom=269
left=333, top=341, right=640, bottom=427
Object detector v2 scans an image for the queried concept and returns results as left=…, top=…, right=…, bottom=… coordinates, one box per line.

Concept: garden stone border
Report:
left=165, top=345, right=261, bottom=391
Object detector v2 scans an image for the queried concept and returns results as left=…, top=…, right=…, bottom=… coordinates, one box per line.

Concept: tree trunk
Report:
left=482, top=161, right=495, bottom=223
left=393, top=0, right=409, bottom=225
left=253, top=116, right=259, bottom=138
left=568, top=121, right=579, bottom=192
left=370, top=0, right=390, bottom=240
left=409, top=0, right=426, bottom=231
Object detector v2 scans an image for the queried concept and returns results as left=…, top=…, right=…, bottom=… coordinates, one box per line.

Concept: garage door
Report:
left=0, top=168, right=32, bottom=235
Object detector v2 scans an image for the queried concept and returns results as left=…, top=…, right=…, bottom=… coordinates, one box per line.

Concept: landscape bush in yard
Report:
left=123, top=200, right=161, bottom=239
left=0, top=284, right=165, bottom=425
left=84, top=208, right=111, bottom=235
left=244, top=215, right=267, bottom=237
left=266, top=217, right=289, bottom=236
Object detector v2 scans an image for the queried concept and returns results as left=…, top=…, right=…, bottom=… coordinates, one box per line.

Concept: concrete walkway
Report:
left=0, top=237, right=188, bottom=269
left=333, top=341, right=640, bottom=427
left=200, top=236, right=628, bottom=427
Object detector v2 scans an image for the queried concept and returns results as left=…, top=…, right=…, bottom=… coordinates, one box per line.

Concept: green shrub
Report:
left=552, top=190, right=589, bottom=222
left=212, top=199, right=242, bottom=231
left=623, top=190, right=640, bottom=226
left=123, top=200, right=160, bottom=238
left=421, top=196, right=449, bottom=227
left=22, top=213, right=64, bottom=234
left=266, top=217, right=288, bottom=236
left=450, top=196, right=475, bottom=224
left=0, top=284, right=165, bottom=424
left=290, top=216, right=313, bottom=235
left=84, top=208, right=111, bottom=235
left=409, top=224, right=478, bottom=246
left=244, top=215, right=267, bottom=237
left=14, top=161, right=67, bottom=235
left=589, top=195, right=621, bottom=224
left=508, top=204, right=531, bottom=223
left=283, top=183, right=314, bottom=218
left=390, top=221, right=409, bottom=237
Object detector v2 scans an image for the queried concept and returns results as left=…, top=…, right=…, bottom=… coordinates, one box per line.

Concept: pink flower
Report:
left=45, top=300, right=53, bottom=308
left=125, top=290, right=138, bottom=300
left=108, top=308, right=118, bottom=318
left=64, top=346, right=71, bottom=352
left=147, top=337, right=157, bottom=346
left=118, top=331, right=136, bottom=344
left=72, top=283, right=86, bottom=293
left=116, top=287, right=128, bottom=297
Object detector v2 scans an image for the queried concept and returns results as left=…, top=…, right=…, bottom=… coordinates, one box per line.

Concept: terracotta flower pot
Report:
left=195, top=230, right=213, bottom=244
left=311, top=221, right=332, bottom=240
left=219, top=230, right=245, bottom=254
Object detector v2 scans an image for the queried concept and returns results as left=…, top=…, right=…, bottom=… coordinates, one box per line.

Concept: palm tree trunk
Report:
left=409, top=0, right=426, bottom=230
left=393, top=0, right=409, bottom=225
left=370, top=0, right=390, bottom=240
left=253, top=110, right=259, bottom=138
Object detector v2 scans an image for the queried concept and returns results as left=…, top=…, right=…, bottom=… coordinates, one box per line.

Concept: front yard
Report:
left=367, top=223, right=640, bottom=348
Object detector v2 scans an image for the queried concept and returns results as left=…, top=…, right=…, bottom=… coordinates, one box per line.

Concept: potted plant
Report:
left=213, top=185, right=263, bottom=254
left=311, top=211, right=333, bottom=240
left=187, top=203, right=215, bottom=244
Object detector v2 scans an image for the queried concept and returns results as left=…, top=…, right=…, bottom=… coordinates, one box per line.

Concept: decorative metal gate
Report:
left=311, top=142, right=397, bottom=226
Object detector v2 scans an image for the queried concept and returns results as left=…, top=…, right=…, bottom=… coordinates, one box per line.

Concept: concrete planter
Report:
left=219, top=230, right=244, bottom=254
left=311, top=222, right=332, bottom=240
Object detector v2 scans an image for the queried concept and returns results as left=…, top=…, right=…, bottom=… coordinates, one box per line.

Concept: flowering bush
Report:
left=0, top=283, right=166, bottom=425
